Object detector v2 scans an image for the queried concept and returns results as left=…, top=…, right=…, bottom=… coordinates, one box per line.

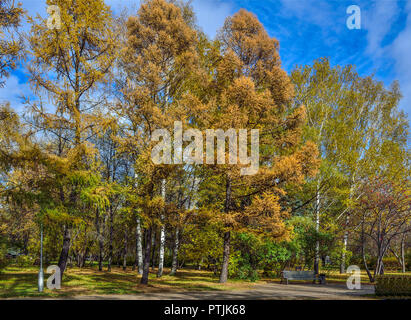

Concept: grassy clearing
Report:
left=0, top=266, right=259, bottom=298
left=322, top=270, right=411, bottom=285
left=2, top=265, right=410, bottom=299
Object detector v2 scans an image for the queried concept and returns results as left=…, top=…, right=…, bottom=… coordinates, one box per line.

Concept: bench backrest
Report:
left=282, top=271, right=315, bottom=279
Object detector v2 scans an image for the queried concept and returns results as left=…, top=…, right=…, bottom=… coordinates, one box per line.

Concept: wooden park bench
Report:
left=280, top=270, right=317, bottom=284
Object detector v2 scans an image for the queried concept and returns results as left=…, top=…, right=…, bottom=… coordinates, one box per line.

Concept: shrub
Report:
left=0, top=243, right=10, bottom=273
left=14, top=255, right=33, bottom=267
left=382, top=257, right=402, bottom=271
left=375, top=275, right=411, bottom=296
left=367, top=256, right=402, bottom=271
left=406, top=252, right=411, bottom=270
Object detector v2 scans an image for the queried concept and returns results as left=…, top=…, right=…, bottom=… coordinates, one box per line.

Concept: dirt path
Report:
left=13, top=283, right=375, bottom=300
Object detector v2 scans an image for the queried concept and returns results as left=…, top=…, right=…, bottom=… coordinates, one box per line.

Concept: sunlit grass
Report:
left=2, top=265, right=410, bottom=298
left=321, top=269, right=411, bottom=285
left=0, top=266, right=258, bottom=298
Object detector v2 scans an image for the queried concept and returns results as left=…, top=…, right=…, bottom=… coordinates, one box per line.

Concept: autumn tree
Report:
left=117, top=0, right=200, bottom=285
left=290, top=58, right=409, bottom=273
left=25, top=0, right=117, bottom=278
left=194, top=9, right=319, bottom=283
left=354, top=176, right=411, bottom=282
left=0, top=0, right=24, bottom=87
left=0, top=0, right=26, bottom=265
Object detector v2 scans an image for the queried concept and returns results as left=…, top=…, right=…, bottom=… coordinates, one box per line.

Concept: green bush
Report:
left=382, top=257, right=402, bottom=270
left=0, top=243, right=10, bottom=273
left=367, top=256, right=402, bottom=271
left=375, top=275, right=411, bottom=296
left=14, top=255, right=33, bottom=267
left=229, top=232, right=294, bottom=281
left=406, top=252, right=411, bottom=270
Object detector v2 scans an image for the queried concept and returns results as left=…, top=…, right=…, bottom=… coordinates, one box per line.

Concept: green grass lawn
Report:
left=322, top=269, right=411, bottom=284
left=0, top=265, right=258, bottom=298
left=2, top=264, right=409, bottom=299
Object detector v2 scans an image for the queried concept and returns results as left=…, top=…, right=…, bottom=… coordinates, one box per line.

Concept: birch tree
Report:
left=291, top=58, right=409, bottom=273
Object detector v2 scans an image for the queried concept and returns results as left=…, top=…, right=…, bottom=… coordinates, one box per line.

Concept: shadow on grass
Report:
left=0, top=267, right=235, bottom=298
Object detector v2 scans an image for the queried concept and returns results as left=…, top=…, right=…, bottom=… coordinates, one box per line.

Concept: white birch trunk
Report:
left=157, top=179, right=166, bottom=277
left=401, top=235, right=406, bottom=273
left=314, top=179, right=321, bottom=275
left=170, top=228, right=179, bottom=276
left=136, top=217, right=143, bottom=275
left=341, top=223, right=349, bottom=273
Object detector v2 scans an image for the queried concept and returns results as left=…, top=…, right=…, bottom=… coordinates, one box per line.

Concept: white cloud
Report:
left=103, top=0, right=141, bottom=14
left=364, top=0, right=399, bottom=57
left=3, top=0, right=233, bottom=115
left=361, top=0, right=411, bottom=116
left=17, top=0, right=233, bottom=39
left=0, top=75, right=31, bottom=114
left=389, top=0, right=411, bottom=115
left=278, top=0, right=339, bottom=32
left=191, top=0, right=233, bottom=39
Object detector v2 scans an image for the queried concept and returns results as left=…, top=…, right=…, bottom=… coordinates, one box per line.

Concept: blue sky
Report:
left=1, top=0, right=411, bottom=120
left=192, top=0, right=411, bottom=117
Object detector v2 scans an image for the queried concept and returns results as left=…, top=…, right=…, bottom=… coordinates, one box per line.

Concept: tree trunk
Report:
left=363, top=250, right=373, bottom=282
left=95, top=208, right=104, bottom=271
left=157, top=224, right=165, bottom=277
left=151, top=230, right=156, bottom=270
left=80, top=246, right=89, bottom=268
left=108, top=205, right=114, bottom=272
left=141, top=227, right=153, bottom=285
left=76, top=252, right=81, bottom=268
left=220, top=231, right=231, bottom=283
left=314, top=180, right=320, bottom=275
left=134, top=217, right=143, bottom=274
left=401, top=235, right=406, bottom=273
left=341, top=177, right=357, bottom=275
left=57, top=226, right=71, bottom=279
left=374, top=247, right=387, bottom=278
left=392, top=234, right=407, bottom=273
left=361, top=224, right=374, bottom=282
left=123, top=231, right=128, bottom=271
left=340, top=215, right=349, bottom=273
left=157, top=179, right=166, bottom=278
left=170, top=227, right=179, bottom=276
left=375, top=255, right=383, bottom=277
left=99, top=216, right=107, bottom=271
left=220, top=176, right=232, bottom=283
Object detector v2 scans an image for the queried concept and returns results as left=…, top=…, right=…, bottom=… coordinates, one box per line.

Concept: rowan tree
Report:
left=354, top=176, right=411, bottom=282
